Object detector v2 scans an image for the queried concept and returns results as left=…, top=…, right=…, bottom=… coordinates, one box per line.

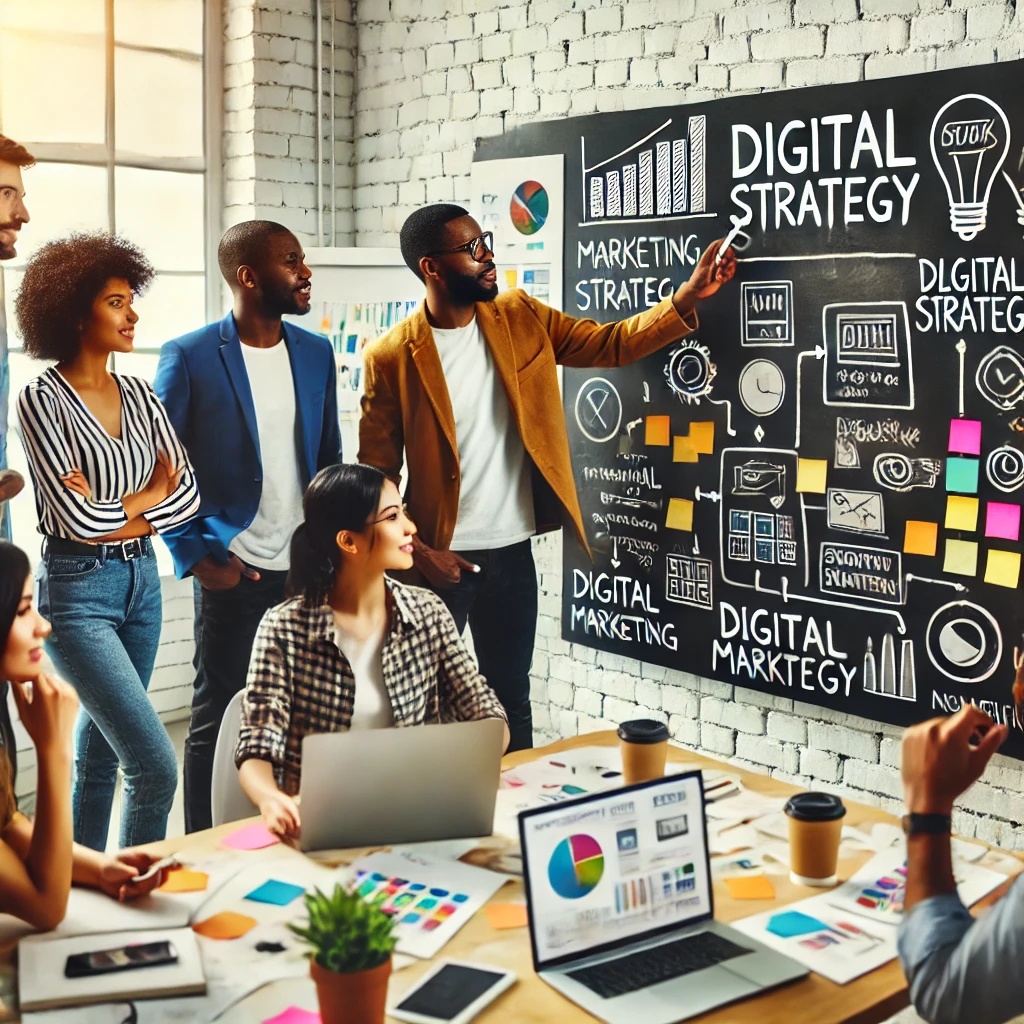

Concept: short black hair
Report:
left=400, top=204, right=469, bottom=280
left=15, top=233, right=154, bottom=362
left=218, top=220, right=294, bottom=285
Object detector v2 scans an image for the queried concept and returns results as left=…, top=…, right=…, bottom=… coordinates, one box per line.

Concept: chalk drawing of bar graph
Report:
left=581, top=116, right=712, bottom=226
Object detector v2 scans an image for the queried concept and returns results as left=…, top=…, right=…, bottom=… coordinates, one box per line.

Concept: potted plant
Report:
left=289, top=883, right=397, bottom=1024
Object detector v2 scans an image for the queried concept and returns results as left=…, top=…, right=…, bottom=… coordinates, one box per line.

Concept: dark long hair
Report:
left=286, top=464, right=388, bottom=606
left=0, top=542, right=30, bottom=829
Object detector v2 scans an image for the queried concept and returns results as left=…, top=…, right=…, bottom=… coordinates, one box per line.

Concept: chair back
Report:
left=211, top=688, right=258, bottom=827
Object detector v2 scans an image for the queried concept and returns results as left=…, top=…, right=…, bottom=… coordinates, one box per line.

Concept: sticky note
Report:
left=945, top=495, right=979, bottom=532
left=985, top=501, right=1021, bottom=541
left=263, top=1007, right=322, bottom=1024
left=193, top=911, right=258, bottom=940
left=645, top=415, right=670, bottom=446
left=903, top=521, right=937, bottom=557
left=943, top=539, right=979, bottom=577
left=689, top=421, right=715, bottom=455
left=766, top=910, right=829, bottom=939
left=724, top=875, right=776, bottom=900
left=796, top=458, right=827, bottom=493
left=948, top=418, right=982, bottom=455
left=245, top=879, right=307, bottom=906
left=158, top=869, right=209, bottom=894
left=222, top=822, right=280, bottom=851
left=666, top=497, right=694, bottom=531
left=946, top=457, right=980, bottom=494
left=484, top=902, right=529, bottom=929
left=985, top=549, right=1021, bottom=588
left=673, top=436, right=699, bottom=463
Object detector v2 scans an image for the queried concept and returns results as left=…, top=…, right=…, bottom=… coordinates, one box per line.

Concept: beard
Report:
left=0, top=224, right=19, bottom=261
left=444, top=263, right=498, bottom=304
left=263, top=280, right=310, bottom=317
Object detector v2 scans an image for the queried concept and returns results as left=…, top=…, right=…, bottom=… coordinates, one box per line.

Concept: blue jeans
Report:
left=37, top=542, right=177, bottom=850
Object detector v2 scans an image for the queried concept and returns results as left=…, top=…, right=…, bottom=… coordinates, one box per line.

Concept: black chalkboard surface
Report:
left=476, top=60, right=1024, bottom=754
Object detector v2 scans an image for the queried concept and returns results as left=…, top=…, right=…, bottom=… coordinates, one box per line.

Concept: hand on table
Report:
left=95, top=850, right=168, bottom=902
left=260, top=792, right=301, bottom=845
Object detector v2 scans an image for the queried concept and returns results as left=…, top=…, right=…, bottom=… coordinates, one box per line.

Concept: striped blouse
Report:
left=17, top=367, right=200, bottom=541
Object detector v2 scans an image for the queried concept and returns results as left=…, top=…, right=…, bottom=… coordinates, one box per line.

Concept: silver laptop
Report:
left=298, top=719, right=504, bottom=852
left=518, top=772, right=808, bottom=1024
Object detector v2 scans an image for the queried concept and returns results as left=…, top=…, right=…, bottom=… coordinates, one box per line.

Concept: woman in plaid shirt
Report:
left=236, top=463, right=509, bottom=841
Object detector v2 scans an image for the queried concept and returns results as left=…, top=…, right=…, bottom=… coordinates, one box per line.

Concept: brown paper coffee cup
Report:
left=785, top=792, right=846, bottom=886
left=618, top=719, right=669, bottom=785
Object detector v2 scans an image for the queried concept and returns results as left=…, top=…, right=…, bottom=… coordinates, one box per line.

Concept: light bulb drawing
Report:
left=929, top=93, right=1010, bottom=241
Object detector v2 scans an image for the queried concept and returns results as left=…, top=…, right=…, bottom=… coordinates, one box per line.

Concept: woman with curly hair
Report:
left=15, top=232, right=200, bottom=849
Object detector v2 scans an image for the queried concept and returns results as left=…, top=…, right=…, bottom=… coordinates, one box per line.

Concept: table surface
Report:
left=7, top=731, right=1020, bottom=1024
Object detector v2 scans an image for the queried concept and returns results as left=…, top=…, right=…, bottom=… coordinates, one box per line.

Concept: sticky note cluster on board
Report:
left=672, top=420, right=715, bottom=463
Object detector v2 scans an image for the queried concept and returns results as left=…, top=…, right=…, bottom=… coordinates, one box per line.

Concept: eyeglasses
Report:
left=426, top=231, right=494, bottom=263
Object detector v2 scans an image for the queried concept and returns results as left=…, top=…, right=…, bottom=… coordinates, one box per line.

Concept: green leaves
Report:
left=288, top=883, right=398, bottom=974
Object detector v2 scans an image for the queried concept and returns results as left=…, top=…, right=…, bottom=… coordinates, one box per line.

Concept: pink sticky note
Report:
left=263, top=1008, right=322, bottom=1024
left=221, top=822, right=280, bottom=851
left=949, top=418, right=982, bottom=455
left=985, top=501, right=1021, bottom=541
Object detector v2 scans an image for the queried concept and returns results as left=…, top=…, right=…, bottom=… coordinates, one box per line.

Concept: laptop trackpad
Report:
left=642, top=966, right=760, bottom=1020
left=726, top=951, right=803, bottom=987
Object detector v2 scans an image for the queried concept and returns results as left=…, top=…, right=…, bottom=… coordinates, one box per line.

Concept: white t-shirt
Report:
left=432, top=317, right=535, bottom=550
left=229, top=340, right=306, bottom=571
left=334, top=613, right=394, bottom=730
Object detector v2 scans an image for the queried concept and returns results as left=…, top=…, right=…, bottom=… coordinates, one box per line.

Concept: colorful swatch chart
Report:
left=613, top=865, right=696, bottom=915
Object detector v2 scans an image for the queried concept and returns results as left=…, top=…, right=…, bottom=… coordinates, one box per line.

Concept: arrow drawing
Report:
left=643, top=382, right=650, bottom=403
left=626, top=418, right=643, bottom=435
left=611, top=537, right=621, bottom=568
left=794, top=345, right=827, bottom=448
left=693, top=485, right=721, bottom=503
left=956, top=338, right=967, bottom=417
left=906, top=573, right=967, bottom=592
left=708, top=397, right=737, bottom=436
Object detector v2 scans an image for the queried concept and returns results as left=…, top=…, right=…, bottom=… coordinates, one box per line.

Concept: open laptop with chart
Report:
left=518, top=772, right=807, bottom=1024
left=299, top=719, right=504, bottom=852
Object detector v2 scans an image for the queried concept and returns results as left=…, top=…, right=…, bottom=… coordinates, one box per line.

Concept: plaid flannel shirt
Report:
left=235, top=579, right=507, bottom=795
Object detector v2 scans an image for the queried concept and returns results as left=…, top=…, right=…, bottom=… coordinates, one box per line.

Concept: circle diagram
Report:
left=987, top=445, right=1024, bottom=493
left=510, top=180, right=549, bottom=235
left=738, top=359, right=785, bottom=416
left=547, top=834, right=604, bottom=900
left=665, top=342, right=717, bottom=404
left=574, top=377, right=622, bottom=444
left=926, top=601, right=1002, bottom=683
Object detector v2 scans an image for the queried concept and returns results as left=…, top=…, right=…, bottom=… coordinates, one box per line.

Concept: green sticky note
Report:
left=946, top=457, right=979, bottom=494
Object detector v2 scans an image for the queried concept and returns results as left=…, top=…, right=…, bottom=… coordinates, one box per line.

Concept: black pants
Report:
left=432, top=539, right=537, bottom=753
left=183, top=569, right=288, bottom=833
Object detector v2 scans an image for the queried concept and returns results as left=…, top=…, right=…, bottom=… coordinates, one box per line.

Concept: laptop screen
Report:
left=519, top=772, right=713, bottom=969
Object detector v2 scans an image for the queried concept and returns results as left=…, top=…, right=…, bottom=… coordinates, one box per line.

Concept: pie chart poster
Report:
left=478, top=59, right=1024, bottom=749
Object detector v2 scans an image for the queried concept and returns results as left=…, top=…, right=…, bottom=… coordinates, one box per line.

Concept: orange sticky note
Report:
left=645, top=415, right=670, bottom=446
left=945, top=495, right=979, bottom=532
left=985, top=549, right=1021, bottom=588
left=484, top=902, right=529, bottom=930
left=795, top=458, right=827, bottom=493
left=689, top=421, right=715, bottom=455
left=666, top=497, right=694, bottom=531
left=193, top=911, right=258, bottom=940
left=673, top=436, right=699, bottom=463
left=903, top=521, right=938, bottom=557
left=723, top=875, right=776, bottom=900
left=943, top=538, right=978, bottom=577
left=158, top=868, right=209, bottom=894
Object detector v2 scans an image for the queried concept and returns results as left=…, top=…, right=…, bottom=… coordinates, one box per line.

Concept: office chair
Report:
left=210, top=688, right=258, bottom=827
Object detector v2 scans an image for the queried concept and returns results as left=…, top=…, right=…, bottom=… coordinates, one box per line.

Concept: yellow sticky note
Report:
left=158, top=868, right=209, bottom=894
left=484, top=902, right=529, bottom=930
left=689, top=421, right=715, bottom=455
left=673, top=436, right=699, bottom=463
left=723, top=875, right=776, bottom=900
left=795, top=458, right=827, bottom=493
left=193, top=911, right=257, bottom=940
left=945, top=495, right=979, bottom=531
left=903, top=520, right=938, bottom=557
left=666, top=498, right=694, bottom=531
left=985, top=549, right=1021, bottom=588
left=645, top=415, right=671, bottom=446
left=943, top=539, right=979, bottom=577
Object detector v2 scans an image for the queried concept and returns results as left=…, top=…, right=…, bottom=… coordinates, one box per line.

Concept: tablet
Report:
left=390, top=960, right=515, bottom=1024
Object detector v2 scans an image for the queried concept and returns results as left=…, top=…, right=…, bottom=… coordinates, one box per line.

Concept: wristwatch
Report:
left=901, top=813, right=952, bottom=836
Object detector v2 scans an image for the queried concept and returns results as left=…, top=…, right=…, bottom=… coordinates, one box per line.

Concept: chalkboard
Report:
left=475, top=60, right=1024, bottom=755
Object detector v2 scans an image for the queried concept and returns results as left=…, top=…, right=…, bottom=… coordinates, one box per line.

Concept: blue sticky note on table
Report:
left=946, top=457, right=979, bottom=494
left=245, top=879, right=307, bottom=906
left=766, top=910, right=830, bottom=939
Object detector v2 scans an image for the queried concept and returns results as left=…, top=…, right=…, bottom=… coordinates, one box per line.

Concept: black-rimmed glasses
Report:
left=426, top=231, right=494, bottom=263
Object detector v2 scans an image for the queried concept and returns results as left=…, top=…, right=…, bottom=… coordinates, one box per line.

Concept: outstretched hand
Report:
left=673, top=239, right=738, bottom=316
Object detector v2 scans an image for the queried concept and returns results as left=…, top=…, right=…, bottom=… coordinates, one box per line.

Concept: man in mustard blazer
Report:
left=359, top=204, right=736, bottom=751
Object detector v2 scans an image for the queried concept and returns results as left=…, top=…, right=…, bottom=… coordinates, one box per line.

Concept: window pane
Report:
left=2, top=163, right=109, bottom=269
left=115, top=47, right=203, bottom=159
left=115, top=167, right=204, bottom=272
left=128, top=274, right=206, bottom=348
left=8, top=349, right=45, bottom=557
left=114, top=0, right=203, bottom=55
left=0, top=0, right=103, bottom=35
left=0, top=29, right=105, bottom=145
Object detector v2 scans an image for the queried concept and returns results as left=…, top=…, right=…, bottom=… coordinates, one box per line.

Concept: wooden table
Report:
left=4, top=731, right=1017, bottom=1023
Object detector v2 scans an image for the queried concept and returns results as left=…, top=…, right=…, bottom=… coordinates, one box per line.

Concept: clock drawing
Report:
left=738, top=359, right=785, bottom=416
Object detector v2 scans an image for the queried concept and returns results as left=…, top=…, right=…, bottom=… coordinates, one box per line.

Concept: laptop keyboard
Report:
left=567, top=931, right=754, bottom=999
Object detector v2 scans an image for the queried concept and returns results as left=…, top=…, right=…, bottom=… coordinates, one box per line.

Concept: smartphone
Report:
left=64, top=940, right=178, bottom=979
left=390, top=961, right=515, bottom=1024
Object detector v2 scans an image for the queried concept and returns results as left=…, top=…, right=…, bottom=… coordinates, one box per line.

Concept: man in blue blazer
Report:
left=155, top=220, right=341, bottom=833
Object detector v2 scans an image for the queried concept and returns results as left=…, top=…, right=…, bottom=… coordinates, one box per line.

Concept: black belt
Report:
left=44, top=536, right=152, bottom=561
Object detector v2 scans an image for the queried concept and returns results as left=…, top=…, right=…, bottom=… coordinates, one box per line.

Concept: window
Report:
left=0, top=0, right=215, bottom=562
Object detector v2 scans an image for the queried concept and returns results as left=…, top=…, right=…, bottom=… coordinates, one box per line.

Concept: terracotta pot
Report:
left=310, top=956, right=392, bottom=1024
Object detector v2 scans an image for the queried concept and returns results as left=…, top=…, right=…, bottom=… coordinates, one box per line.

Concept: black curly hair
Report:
left=14, top=232, right=155, bottom=362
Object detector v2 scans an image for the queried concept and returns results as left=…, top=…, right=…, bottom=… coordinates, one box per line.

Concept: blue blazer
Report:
left=153, top=312, right=342, bottom=578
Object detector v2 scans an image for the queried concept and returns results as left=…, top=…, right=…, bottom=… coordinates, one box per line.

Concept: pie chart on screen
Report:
left=510, top=180, right=549, bottom=235
left=548, top=834, right=604, bottom=899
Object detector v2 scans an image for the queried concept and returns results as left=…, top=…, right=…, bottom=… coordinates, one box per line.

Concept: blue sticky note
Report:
left=766, top=910, right=830, bottom=939
left=244, top=879, right=306, bottom=906
left=946, top=457, right=979, bottom=494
